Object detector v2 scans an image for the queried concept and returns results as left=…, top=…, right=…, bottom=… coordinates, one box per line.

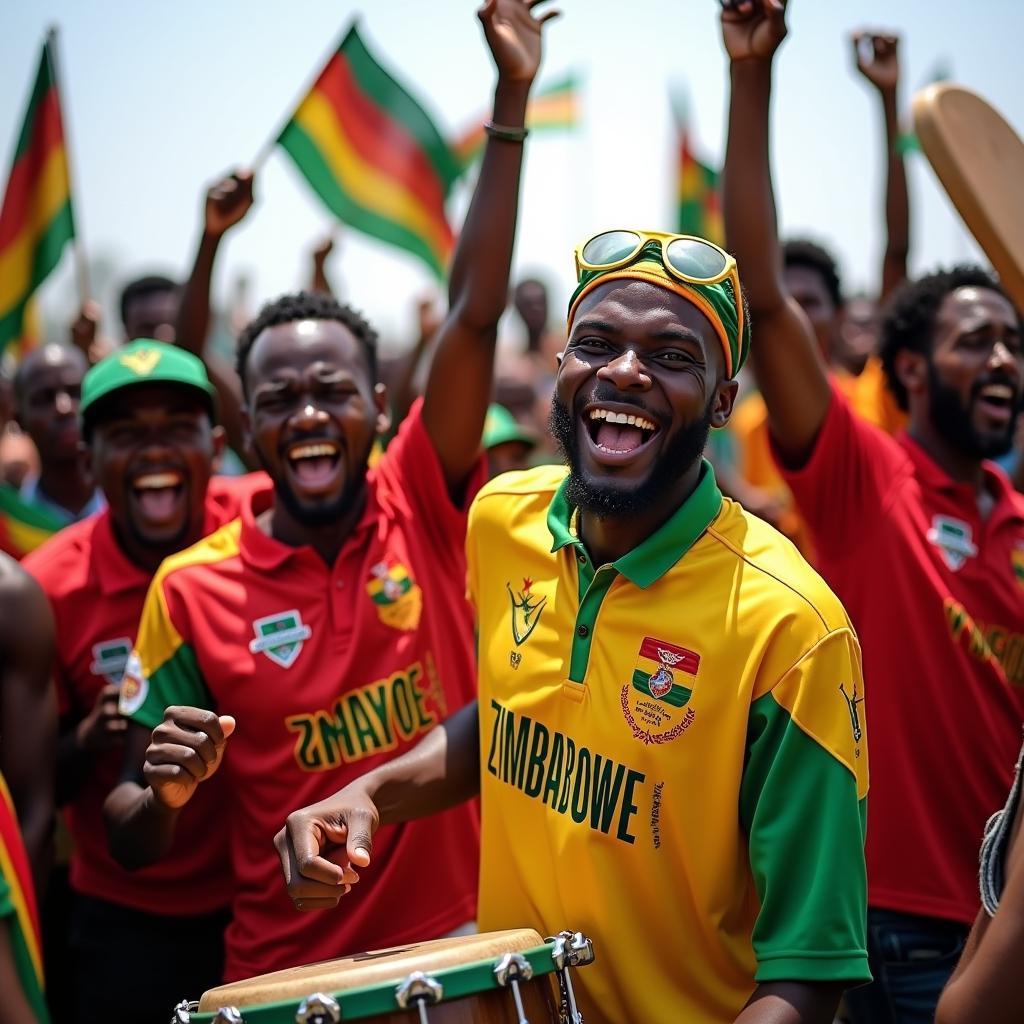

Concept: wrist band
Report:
left=484, top=120, right=529, bottom=143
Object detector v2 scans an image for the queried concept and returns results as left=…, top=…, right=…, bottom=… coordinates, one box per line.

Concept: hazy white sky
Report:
left=4, top=0, right=1024, bottom=353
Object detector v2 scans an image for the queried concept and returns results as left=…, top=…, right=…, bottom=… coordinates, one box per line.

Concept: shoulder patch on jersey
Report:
left=119, top=652, right=149, bottom=715
left=249, top=609, right=312, bottom=668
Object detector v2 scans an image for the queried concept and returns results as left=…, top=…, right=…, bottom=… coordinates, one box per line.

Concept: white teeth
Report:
left=134, top=472, right=181, bottom=490
left=289, top=442, right=338, bottom=460
left=981, top=386, right=1014, bottom=400
left=587, top=408, right=656, bottom=432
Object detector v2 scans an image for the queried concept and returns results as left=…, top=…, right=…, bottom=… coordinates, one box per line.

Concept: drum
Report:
left=171, top=928, right=595, bottom=1024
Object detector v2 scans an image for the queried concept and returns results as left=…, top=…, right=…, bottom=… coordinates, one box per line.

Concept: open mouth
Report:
left=286, top=439, right=343, bottom=491
left=975, top=383, right=1018, bottom=425
left=584, top=406, right=660, bottom=457
left=131, top=470, right=185, bottom=524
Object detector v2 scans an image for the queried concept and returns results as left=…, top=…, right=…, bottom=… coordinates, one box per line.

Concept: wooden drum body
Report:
left=172, top=928, right=595, bottom=1024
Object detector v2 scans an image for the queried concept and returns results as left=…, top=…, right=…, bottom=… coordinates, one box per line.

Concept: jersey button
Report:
left=577, top=552, right=587, bottom=564
left=577, top=624, right=589, bottom=638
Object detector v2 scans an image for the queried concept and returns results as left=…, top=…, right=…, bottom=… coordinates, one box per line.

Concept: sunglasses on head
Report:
left=575, top=229, right=737, bottom=286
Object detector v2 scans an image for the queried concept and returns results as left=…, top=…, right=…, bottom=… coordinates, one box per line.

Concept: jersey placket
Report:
left=567, top=544, right=617, bottom=685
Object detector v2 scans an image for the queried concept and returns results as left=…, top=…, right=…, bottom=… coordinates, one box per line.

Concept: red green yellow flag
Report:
left=0, top=36, right=76, bottom=355
left=0, top=483, right=65, bottom=560
left=452, top=72, right=581, bottom=174
left=0, top=773, right=48, bottom=1020
left=278, top=24, right=459, bottom=280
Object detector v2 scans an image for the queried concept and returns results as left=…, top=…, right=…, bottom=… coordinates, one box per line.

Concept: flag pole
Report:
left=44, top=25, right=90, bottom=307
left=250, top=18, right=356, bottom=173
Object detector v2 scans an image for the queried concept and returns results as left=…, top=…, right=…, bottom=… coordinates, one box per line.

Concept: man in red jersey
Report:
left=106, top=0, right=560, bottom=984
left=24, top=340, right=264, bottom=1024
left=721, top=1, right=1024, bottom=1020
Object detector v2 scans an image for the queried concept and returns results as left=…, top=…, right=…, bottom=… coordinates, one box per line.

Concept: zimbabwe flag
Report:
left=278, top=24, right=459, bottom=280
left=0, top=484, right=65, bottom=560
left=452, top=72, right=580, bottom=173
left=677, top=133, right=723, bottom=246
left=0, top=773, right=47, bottom=1021
left=0, top=35, right=76, bottom=355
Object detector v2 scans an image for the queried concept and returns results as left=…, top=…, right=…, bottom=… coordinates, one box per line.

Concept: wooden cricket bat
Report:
left=913, top=83, right=1024, bottom=313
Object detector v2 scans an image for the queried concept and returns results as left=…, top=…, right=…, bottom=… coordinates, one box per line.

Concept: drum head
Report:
left=198, top=929, right=546, bottom=1012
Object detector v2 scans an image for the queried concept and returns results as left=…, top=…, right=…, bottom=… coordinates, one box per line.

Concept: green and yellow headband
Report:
left=567, top=234, right=750, bottom=377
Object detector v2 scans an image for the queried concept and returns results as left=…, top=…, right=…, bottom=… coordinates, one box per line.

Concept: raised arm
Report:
left=422, top=0, right=559, bottom=491
left=175, top=169, right=256, bottom=467
left=852, top=31, right=909, bottom=301
left=276, top=701, right=480, bottom=910
left=0, top=565, right=55, bottom=899
left=722, top=0, right=830, bottom=466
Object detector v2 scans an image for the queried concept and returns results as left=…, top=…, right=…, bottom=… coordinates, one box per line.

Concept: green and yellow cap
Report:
left=482, top=404, right=538, bottom=451
left=80, top=340, right=217, bottom=427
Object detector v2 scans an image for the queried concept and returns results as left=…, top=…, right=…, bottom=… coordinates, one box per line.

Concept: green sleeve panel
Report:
left=9, top=919, right=50, bottom=1022
left=740, top=691, right=871, bottom=983
left=127, top=641, right=214, bottom=730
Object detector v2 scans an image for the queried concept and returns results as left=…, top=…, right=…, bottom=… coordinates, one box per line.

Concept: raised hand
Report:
left=851, top=31, right=900, bottom=94
left=204, top=170, right=255, bottom=238
left=144, top=706, right=235, bottom=810
left=478, top=0, right=560, bottom=85
left=274, top=783, right=379, bottom=910
left=720, top=0, right=788, bottom=63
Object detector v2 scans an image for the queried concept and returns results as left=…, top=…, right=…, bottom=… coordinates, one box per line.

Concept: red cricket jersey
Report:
left=127, top=402, right=482, bottom=980
left=776, top=387, right=1024, bottom=924
left=23, top=474, right=265, bottom=916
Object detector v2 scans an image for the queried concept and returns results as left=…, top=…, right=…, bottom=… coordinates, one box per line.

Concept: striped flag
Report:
left=0, top=773, right=47, bottom=1020
left=0, top=35, right=76, bottom=356
left=452, top=72, right=580, bottom=173
left=278, top=24, right=460, bottom=280
left=672, top=90, right=722, bottom=245
left=0, top=484, right=65, bottom=560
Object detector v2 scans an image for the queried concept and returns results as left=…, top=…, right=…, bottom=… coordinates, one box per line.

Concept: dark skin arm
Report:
left=389, top=296, right=444, bottom=431
left=722, top=0, right=830, bottom=468
left=422, top=0, right=559, bottom=493
left=936, top=781, right=1024, bottom=1023
left=274, top=701, right=480, bottom=909
left=0, top=562, right=55, bottom=899
left=175, top=170, right=256, bottom=469
left=852, top=31, right=909, bottom=301
left=309, top=234, right=337, bottom=296
left=103, top=708, right=233, bottom=869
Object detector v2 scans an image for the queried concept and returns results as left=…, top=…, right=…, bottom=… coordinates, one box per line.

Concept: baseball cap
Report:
left=482, top=404, right=538, bottom=451
left=80, top=339, right=217, bottom=427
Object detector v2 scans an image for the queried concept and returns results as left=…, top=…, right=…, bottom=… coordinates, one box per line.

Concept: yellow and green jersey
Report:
left=468, top=462, right=870, bottom=1024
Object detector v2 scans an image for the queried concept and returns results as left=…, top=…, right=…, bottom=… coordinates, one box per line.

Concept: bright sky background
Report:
left=4, top=0, right=1024, bottom=355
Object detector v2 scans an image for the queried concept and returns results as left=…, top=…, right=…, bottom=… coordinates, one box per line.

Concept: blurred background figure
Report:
left=482, top=402, right=537, bottom=479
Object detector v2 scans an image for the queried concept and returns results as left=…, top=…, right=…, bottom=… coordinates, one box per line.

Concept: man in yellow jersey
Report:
left=274, top=230, right=870, bottom=1024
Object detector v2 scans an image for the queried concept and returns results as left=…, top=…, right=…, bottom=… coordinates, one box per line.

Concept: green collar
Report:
left=546, top=459, right=723, bottom=588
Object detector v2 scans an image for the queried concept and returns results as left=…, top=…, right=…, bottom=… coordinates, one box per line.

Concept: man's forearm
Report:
left=368, top=702, right=480, bottom=826
left=724, top=59, right=784, bottom=314
left=880, top=87, right=909, bottom=299
left=175, top=232, right=220, bottom=357
left=733, top=982, right=844, bottom=1024
left=103, top=781, right=182, bottom=870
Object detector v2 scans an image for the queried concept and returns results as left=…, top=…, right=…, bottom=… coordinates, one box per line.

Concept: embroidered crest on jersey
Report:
left=927, top=515, right=977, bottom=571
left=89, top=637, right=133, bottom=685
left=1012, top=543, right=1024, bottom=591
left=119, top=346, right=162, bottom=376
left=621, top=637, right=699, bottom=745
left=248, top=609, right=312, bottom=668
left=839, top=682, right=865, bottom=760
left=118, top=652, right=148, bottom=715
left=507, top=578, right=547, bottom=646
left=366, top=556, right=422, bottom=631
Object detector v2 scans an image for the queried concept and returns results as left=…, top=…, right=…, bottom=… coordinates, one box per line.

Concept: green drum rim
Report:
left=192, top=942, right=558, bottom=1023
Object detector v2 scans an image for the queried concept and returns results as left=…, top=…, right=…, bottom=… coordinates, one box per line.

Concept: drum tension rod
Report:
left=171, top=1000, right=199, bottom=1024
left=395, top=970, right=444, bottom=1023
left=295, top=992, right=341, bottom=1024
left=494, top=951, right=535, bottom=1024
left=213, top=1008, right=244, bottom=1024
left=547, top=930, right=596, bottom=1024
